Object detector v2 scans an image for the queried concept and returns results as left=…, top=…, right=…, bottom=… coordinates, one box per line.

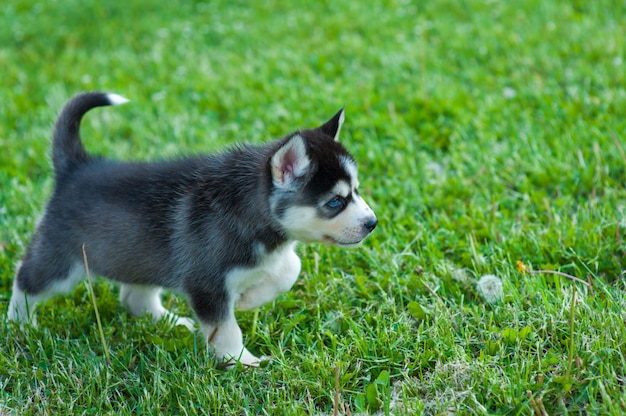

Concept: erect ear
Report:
left=271, top=134, right=311, bottom=187
left=316, top=108, right=345, bottom=141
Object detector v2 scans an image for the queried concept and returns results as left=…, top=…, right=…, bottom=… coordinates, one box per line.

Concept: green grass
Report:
left=1, top=0, right=626, bottom=413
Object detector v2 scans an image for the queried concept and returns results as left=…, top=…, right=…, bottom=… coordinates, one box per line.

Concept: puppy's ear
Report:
left=316, top=108, right=345, bottom=141
left=271, top=134, right=311, bottom=187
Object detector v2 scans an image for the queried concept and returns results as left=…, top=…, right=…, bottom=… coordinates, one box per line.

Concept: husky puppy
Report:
left=7, top=92, right=377, bottom=367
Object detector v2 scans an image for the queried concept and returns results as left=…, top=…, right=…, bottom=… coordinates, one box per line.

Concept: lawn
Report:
left=1, top=0, right=626, bottom=414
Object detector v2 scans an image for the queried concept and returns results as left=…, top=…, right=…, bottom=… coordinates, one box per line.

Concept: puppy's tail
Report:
left=52, top=92, right=129, bottom=174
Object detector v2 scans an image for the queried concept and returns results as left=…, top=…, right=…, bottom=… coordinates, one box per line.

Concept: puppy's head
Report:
left=269, top=110, right=377, bottom=247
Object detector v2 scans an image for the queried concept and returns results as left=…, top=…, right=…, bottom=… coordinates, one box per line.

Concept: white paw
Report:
left=236, top=293, right=260, bottom=311
left=7, top=291, right=38, bottom=328
left=161, top=314, right=196, bottom=331
left=173, top=316, right=196, bottom=331
left=7, top=314, right=38, bottom=329
left=218, top=348, right=269, bottom=369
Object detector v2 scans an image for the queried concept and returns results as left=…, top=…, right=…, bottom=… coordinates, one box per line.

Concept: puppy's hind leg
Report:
left=8, top=259, right=85, bottom=327
left=8, top=263, right=38, bottom=326
left=119, top=284, right=195, bottom=331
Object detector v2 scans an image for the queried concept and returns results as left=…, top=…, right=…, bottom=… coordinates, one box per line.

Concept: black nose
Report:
left=364, top=217, right=378, bottom=233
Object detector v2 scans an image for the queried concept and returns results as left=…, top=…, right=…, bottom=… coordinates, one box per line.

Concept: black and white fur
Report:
left=7, top=92, right=377, bottom=367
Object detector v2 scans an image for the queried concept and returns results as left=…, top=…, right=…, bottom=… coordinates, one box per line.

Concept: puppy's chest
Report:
left=226, top=242, right=300, bottom=294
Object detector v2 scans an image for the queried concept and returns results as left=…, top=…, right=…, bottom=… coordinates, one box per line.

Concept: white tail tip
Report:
left=106, top=93, right=130, bottom=105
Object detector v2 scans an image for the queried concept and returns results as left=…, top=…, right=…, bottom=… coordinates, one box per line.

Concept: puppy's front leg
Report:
left=190, top=288, right=262, bottom=368
left=237, top=250, right=301, bottom=311
left=201, top=315, right=261, bottom=368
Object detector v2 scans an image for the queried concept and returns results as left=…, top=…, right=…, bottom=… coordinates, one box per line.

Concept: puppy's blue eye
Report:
left=326, top=197, right=345, bottom=209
